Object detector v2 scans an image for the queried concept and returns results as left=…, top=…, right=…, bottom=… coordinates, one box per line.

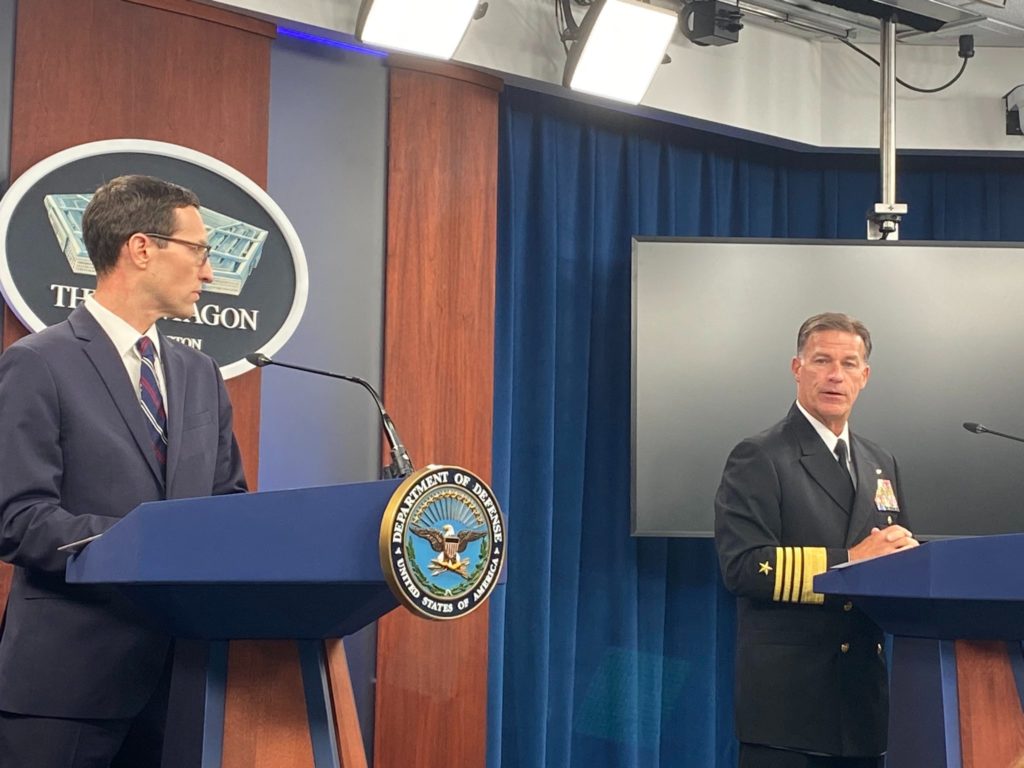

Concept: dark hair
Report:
left=796, top=312, right=872, bottom=360
left=81, top=175, right=200, bottom=275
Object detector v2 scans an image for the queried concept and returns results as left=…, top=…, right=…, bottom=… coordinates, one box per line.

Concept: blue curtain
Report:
left=488, top=86, right=1024, bottom=768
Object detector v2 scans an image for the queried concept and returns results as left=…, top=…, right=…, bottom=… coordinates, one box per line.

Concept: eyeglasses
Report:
left=143, top=233, right=213, bottom=266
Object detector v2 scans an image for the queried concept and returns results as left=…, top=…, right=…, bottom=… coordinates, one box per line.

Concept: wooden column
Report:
left=375, top=61, right=501, bottom=768
left=956, top=640, right=1024, bottom=767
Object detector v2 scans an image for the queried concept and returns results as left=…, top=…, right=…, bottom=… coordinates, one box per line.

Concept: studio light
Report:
left=562, top=0, right=678, bottom=105
left=356, top=0, right=481, bottom=59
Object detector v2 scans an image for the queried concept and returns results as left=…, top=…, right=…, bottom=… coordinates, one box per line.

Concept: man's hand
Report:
left=848, top=525, right=919, bottom=562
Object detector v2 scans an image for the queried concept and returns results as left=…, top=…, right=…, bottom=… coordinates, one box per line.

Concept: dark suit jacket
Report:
left=714, top=404, right=908, bottom=757
left=0, top=306, right=247, bottom=718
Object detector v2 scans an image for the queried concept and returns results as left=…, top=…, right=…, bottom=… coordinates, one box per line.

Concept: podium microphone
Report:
left=246, top=352, right=415, bottom=478
left=962, top=421, right=1024, bottom=445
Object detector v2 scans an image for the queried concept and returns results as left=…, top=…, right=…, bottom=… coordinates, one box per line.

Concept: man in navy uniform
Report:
left=715, top=312, right=918, bottom=768
left=0, top=175, right=247, bottom=767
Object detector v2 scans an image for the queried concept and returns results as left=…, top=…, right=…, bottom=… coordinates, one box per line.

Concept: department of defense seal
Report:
left=380, top=465, right=506, bottom=620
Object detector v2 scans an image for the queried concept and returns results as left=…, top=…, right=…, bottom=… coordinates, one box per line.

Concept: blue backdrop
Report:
left=488, top=85, right=1024, bottom=768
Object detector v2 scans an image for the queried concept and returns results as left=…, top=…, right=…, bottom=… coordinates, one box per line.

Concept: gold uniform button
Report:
left=840, top=642, right=850, bottom=653
left=843, top=601, right=853, bottom=612
left=887, top=515, right=893, bottom=525
left=877, top=643, right=883, bottom=655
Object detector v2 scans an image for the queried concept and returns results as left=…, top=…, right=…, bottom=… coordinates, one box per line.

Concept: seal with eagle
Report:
left=411, top=523, right=487, bottom=578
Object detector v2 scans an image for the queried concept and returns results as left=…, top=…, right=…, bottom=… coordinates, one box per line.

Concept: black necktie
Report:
left=834, top=438, right=855, bottom=491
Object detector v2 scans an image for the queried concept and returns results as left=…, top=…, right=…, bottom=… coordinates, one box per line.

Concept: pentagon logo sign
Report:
left=0, top=139, right=308, bottom=379
left=380, top=466, right=506, bottom=620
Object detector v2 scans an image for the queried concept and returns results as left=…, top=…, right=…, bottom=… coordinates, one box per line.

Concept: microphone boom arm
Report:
left=246, top=353, right=414, bottom=478
left=963, top=421, right=1024, bottom=445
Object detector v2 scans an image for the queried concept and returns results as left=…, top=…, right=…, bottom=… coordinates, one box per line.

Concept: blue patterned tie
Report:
left=137, top=337, right=167, bottom=471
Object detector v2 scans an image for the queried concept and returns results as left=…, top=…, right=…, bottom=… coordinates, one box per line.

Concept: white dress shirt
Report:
left=795, top=399, right=852, bottom=477
left=83, top=297, right=168, bottom=417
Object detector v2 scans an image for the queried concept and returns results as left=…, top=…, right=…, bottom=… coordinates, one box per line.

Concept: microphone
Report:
left=962, top=421, right=1024, bottom=445
left=246, top=353, right=415, bottom=478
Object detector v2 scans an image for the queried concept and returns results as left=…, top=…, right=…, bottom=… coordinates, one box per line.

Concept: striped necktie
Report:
left=137, top=337, right=167, bottom=471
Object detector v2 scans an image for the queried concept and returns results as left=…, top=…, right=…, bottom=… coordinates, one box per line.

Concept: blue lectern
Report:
left=816, top=534, right=1024, bottom=768
left=65, top=478, right=405, bottom=768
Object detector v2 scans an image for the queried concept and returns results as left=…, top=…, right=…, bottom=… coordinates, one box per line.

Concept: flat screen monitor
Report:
left=632, top=237, right=1024, bottom=538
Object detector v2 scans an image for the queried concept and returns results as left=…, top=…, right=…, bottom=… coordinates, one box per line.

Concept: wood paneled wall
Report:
left=4, top=0, right=269, bottom=490
left=1, top=3, right=336, bottom=766
left=375, top=62, right=501, bottom=768
left=5, top=7, right=503, bottom=766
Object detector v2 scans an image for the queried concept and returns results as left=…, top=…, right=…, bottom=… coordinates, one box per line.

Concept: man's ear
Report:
left=123, top=233, right=152, bottom=269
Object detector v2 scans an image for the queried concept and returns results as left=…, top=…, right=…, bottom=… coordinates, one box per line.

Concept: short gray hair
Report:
left=796, top=312, right=872, bottom=360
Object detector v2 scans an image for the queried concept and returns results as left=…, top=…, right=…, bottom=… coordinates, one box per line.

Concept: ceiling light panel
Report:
left=358, top=0, right=480, bottom=59
left=568, top=0, right=679, bottom=105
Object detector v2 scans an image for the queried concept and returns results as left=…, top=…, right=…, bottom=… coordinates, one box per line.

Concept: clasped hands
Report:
left=848, top=525, right=919, bottom=562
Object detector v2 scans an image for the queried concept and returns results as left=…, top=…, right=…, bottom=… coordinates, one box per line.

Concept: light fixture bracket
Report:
left=679, top=0, right=743, bottom=46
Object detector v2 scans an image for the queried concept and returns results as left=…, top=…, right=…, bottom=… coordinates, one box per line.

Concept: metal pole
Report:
left=880, top=17, right=896, bottom=207
left=868, top=16, right=906, bottom=240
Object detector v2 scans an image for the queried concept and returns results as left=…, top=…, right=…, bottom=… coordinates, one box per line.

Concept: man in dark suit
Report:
left=0, top=175, right=247, bottom=766
left=715, top=312, right=918, bottom=768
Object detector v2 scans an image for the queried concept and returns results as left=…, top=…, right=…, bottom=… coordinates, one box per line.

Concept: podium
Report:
left=65, top=478, right=405, bottom=768
left=816, top=534, right=1024, bottom=768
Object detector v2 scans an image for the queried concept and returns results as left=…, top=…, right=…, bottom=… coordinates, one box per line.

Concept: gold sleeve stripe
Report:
left=791, top=548, right=803, bottom=603
left=781, top=547, right=794, bottom=601
left=780, top=547, right=792, bottom=601
left=800, top=547, right=827, bottom=605
left=772, top=547, right=784, bottom=601
left=772, top=546, right=827, bottom=605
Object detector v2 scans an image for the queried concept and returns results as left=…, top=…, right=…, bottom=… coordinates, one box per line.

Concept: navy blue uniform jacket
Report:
left=715, top=404, right=908, bottom=757
left=0, top=306, right=247, bottom=718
